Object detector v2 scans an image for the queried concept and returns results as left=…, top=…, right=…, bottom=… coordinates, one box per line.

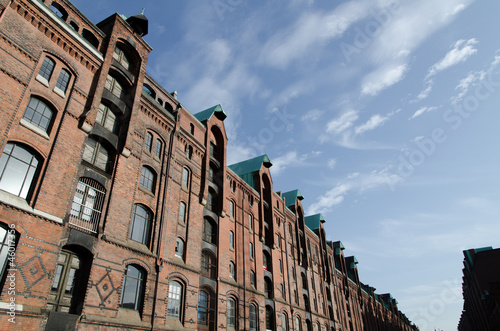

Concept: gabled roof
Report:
left=193, top=104, right=227, bottom=123
left=305, top=213, right=325, bottom=231
left=281, top=189, right=304, bottom=207
left=332, top=241, right=345, bottom=255
left=345, top=256, right=358, bottom=269
left=228, top=155, right=272, bottom=189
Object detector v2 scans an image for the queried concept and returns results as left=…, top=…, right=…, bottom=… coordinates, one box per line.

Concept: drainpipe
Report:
left=151, top=104, right=181, bottom=330
left=283, top=197, right=294, bottom=331
left=0, top=1, right=12, bottom=22
left=241, top=190, right=246, bottom=330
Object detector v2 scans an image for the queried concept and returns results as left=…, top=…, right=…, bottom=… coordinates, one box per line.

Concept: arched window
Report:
left=113, top=46, right=130, bottom=70
left=227, top=297, right=237, bottom=330
left=81, top=29, right=99, bottom=49
left=83, top=138, right=112, bottom=172
left=0, top=143, right=41, bottom=199
left=265, top=305, right=274, bottom=331
left=154, top=139, right=162, bottom=158
left=0, top=224, right=17, bottom=290
left=229, top=200, right=235, bottom=218
left=22, top=96, right=54, bottom=133
left=207, top=189, right=217, bottom=212
left=202, top=217, right=216, bottom=244
left=249, top=242, right=253, bottom=260
left=56, top=68, right=71, bottom=93
left=250, top=270, right=255, bottom=287
left=142, top=84, right=155, bottom=98
left=120, top=264, right=145, bottom=311
left=249, top=303, right=258, bottom=331
left=282, top=312, right=289, bottom=331
left=144, top=132, right=152, bottom=152
left=295, top=316, right=302, bottom=331
left=190, top=123, right=194, bottom=135
left=178, top=202, right=186, bottom=224
left=175, top=238, right=184, bottom=259
left=263, top=251, right=271, bottom=271
left=38, top=57, right=55, bottom=81
left=315, top=322, right=320, bottom=331
left=182, top=168, right=189, bottom=188
left=167, top=280, right=183, bottom=319
left=264, top=277, right=273, bottom=299
left=96, top=103, right=119, bottom=133
left=69, top=177, right=105, bottom=233
left=129, top=204, right=152, bottom=245
left=229, top=230, right=234, bottom=249
left=49, top=2, right=68, bottom=20
left=201, top=250, right=216, bottom=279
left=197, top=289, right=215, bottom=328
left=140, top=166, right=156, bottom=192
left=105, top=74, right=123, bottom=99
left=229, top=261, right=235, bottom=279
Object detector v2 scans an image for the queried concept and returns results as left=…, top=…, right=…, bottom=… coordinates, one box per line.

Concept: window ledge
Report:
left=53, top=86, right=66, bottom=98
left=83, top=308, right=151, bottom=328
left=0, top=190, right=63, bottom=224
left=101, top=235, right=156, bottom=258
left=20, top=118, right=50, bottom=140
left=35, top=74, right=49, bottom=87
left=138, top=185, right=155, bottom=197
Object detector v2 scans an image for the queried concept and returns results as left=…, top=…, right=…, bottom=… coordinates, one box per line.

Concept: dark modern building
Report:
left=0, top=0, right=417, bottom=330
left=458, top=247, right=500, bottom=331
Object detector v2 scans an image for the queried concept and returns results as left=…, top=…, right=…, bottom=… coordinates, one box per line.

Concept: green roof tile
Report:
left=305, top=213, right=325, bottom=231
left=193, top=104, right=227, bottom=123
left=228, top=155, right=272, bottom=189
left=281, top=189, right=304, bottom=207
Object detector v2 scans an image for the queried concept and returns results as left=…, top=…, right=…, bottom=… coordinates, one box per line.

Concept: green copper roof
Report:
left=281, top=189, right=304, bottom=207
left=228, top=155, right=272, bottom=189
left=332, top=241, right=345, bottom=255
left=305, top=213, right=325, bottom=231
left=193, top=104, right=227, bottom=123
left=345, top=256, right=358, bottom=269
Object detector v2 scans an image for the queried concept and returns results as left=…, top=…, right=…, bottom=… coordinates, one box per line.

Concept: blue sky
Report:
left=73, top=0, right=500, bottom=329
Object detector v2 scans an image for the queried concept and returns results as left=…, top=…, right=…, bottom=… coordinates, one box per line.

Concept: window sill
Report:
left=35, top=74, right=49, bottom=87
left=138, top=185, right=155, bottom=197
left=53, top=86, right=66, bottom=98
left=19, top=118, right=50, bottom=140
left=101, top=235, right=156, bottom=258
left=0, top=190, right=63, bottom=224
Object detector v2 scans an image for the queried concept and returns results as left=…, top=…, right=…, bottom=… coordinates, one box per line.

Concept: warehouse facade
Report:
left=0, top=0, right=417, bottom=330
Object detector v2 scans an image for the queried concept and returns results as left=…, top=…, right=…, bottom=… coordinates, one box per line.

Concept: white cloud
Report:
left=410, top=106, right=438, bottom=119
left=361, top=64, right=408, bottom=96
left=427, top=38, right=478, bottom=78
left=414, top=81, right=434, bottom=101
left=301, top=109, right=324, bottom=121
left=308, top=184, right=350, bottom=214
left=327, top=158, right=337, bottom=170
left=326, top=110, right=359, bottom=134
left=271, top=151, right=300, bottom=175
left=354, top=114, right=390, bottom=135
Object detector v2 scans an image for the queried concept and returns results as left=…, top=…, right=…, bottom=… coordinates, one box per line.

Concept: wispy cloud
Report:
left=326, top=110, right=359, bottom=135
left=410, top=106, right=439, bottom=119
left=427, top=38, right=478, bottom=78
left=355, top=114, right=390, bottom=135
left=361, top=64, right=408, bottom=96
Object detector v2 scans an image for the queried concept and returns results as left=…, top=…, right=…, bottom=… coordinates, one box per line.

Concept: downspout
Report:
left=151, top=104, right=181, bottom=330
left=0, top=1, right=12, bottom=22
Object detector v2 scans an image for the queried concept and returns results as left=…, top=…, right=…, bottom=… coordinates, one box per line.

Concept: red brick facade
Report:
left=0, top=0, right=417, bottom=330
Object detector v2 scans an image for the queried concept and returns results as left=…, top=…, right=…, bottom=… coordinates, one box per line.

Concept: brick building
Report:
left=458, top=247, right=500, bottom=331
left=0, top=0, right=417, bottom=330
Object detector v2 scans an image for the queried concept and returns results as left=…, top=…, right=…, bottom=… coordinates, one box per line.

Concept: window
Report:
left=249, top=304, right=258, bottom=331
left=277, top=234, right=281, bottom=249
left=49, top=2, right=68, bottom=20
left=22, top=96, right=54, bottom=132
left=250, top=270, right=255, bottom=287
left=69, top=178, right=105, bottom=233
left=56, top=68, right=71, bottom=93
left=295, top=316, right=302, bottom=331
left=129, top=204, right=152, bottom=245
left=178, top=202, right=186, bottom=224
left=281, top=284, right=286, bottom=299
left=96, top=103, right=118, bottom=133
left=167, top=280, right=183, bottom=319
left=249, top=242, right=253, bottom=260
left=264, top=277, right=272, bottom=299
left=0, top=224, right=16, bottom=290
left=202, top=218, right=216, bottom=244
left=186, top=146, right=193, bottom=159
left=140, top=166, right=156, bottom=192
left=144, top=132, right=152, bottom=152
left=142, top=84, right=155, bottom=98
left=113, top=46, right=130, bottom=70
left=120, top=265, right=145, bottom=311
left=154, top=139, right=162, bottom=158
left=266, top=306, right=274, bottom=331
left=105, top=75, right=123, bottom=99
left=248, top=214, right=253, bottom=231
left=190, top=123, right=194, bottom=135
left=201, top=250, right=216, bottom=279
left=175, top=238, right=184, bottom=259
left=198, top=289, right=215, bottom=328
left=82, top=138, right=112, bottom=172
left=207, top=189, right=217, bottom=212
left=181, top=168, right=189, bottom=187
left=282, top=313, right=288, bottom=331
left=227, top=297, right=237, bottom=330
left=39, top=57, right=55, bottom=81
left=229, top=201, right=235, bottom=218
left=229, top=230, right=234, bottom=249
left=229, top=261, right=235, bottom=279
left=315, top=322, right=320, bottom=331
left=279, top=259, right=283, bottom=274
left=0, top=143, right=40, bottom=199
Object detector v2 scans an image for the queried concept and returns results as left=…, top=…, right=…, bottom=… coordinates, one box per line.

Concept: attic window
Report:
left=142, top=84, right=155, bottom=98
left=50, top=3, right=68, bottom=20
left=81, top=29, right=99, bottom=49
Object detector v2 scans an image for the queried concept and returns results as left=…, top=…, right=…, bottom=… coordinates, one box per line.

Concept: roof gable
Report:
left=193, top=104, right=227, bottom=123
